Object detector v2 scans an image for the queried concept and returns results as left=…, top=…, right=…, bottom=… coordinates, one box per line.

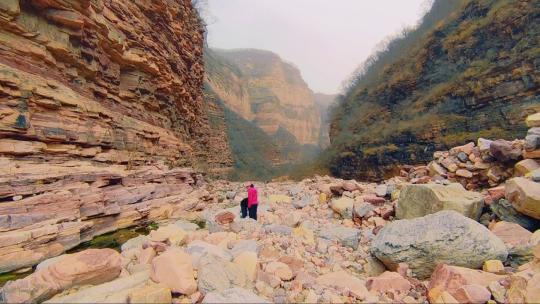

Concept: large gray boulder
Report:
left=197, top=255, right=250, bottom=293
left=319, top=226, right=360, bottom=249
left=370, top=211, right=508, bottom=279
left=396, top=183, right=484, bottom=220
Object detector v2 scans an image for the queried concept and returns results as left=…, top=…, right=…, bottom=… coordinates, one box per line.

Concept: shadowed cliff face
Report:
left=329, top=0, right=540, bottom=181
left=205, top=48, right=321, bottom=146
left=0, top=0, right=213, bottom=166
left=204, top=48, right=323, bottom=180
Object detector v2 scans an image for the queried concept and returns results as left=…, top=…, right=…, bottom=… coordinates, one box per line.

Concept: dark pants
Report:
left=248, top=204, right=258, bottom=220
left=240, top=198, right=248, bottom=218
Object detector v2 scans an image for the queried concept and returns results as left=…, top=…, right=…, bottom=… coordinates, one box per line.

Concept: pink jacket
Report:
left=248, top=187, right=258, bottom=207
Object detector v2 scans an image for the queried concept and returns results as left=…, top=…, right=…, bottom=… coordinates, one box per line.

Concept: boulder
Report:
left=150, top=248, right=196, bottom=295
left=202, top=287, right=270, bottom=304
left=319, top=226, right=360, bottom=249
left=342, top=180, right=358, bottom=192
left=366, top=271, right=412, bottom=295
left=197, top=254, right=249, bottom=293
left=186, top=240, right=233, bottom=268
left=128, top=282, right=172, bottom=303
left=490, top=199, right=540, bottom=231
left=293, top=196, right=313, bottom=209
left=490, top=139, right=522, bottom=162
left=215, top=211, right=236, bottom=225
left=453, top=284, right=492, bottom=304
left=490, top=221, right=532, bottom=248
left=265, top=261, right=294, bottom=281
left=233, top=252, right=258, bottom=281
left=2, top=249, right=122, bottom=303
left=370, top=211, right=508, bottom=278
left=526, top=112, right=540, bottom=127
left=44, top=270, right=150, bottom=303
left=264, top=224, right=293, bottom=236
left=515, top=159, right=540, bottom=176
left=428, top=264, right=505, bottom=300
left=149, top=224, right=186, bottom=246
left=330, top=197, right=354, bottom=219
left=283, top=211, right=302, bottom=227
left=121, top=235, right=149, bottom=252
left=230, top=240, right=259, bottom=258
left=506, top=177, right=540, bottom=219
left=482, top=260, right=505, bottom=274
left=226, top=191, right=237, bottom=200
left=315, top=271, right=368, bottom=299
left=396, top=183, right=484, bottom=220
left=375, top=185, right=388, bottom=197
left=428, top=161, right=447, bottom=176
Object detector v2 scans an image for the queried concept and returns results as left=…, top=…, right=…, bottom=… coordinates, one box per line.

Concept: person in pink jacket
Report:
left=247, top=184, right=258, bottom=220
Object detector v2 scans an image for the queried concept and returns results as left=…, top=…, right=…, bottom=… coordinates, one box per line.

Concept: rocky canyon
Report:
left=0, top=0, right=539, bottom=304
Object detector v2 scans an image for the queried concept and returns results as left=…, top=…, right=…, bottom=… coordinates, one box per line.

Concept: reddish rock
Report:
left=490, top=221, right=532, bottom=248
left=453, top=284, right=491, bottom=303
left=215, top=211, right=236, bottom=225
left=428, top=264, right=505, bottom=300
left=366, top=271, right=412, bottom=294
left=362, top=195, right=386, bottom=205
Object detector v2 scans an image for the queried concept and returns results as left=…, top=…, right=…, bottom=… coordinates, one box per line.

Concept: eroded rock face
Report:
left=0, top=0, right=215, bottom=166
left=370, top=211, right=508, bottom=279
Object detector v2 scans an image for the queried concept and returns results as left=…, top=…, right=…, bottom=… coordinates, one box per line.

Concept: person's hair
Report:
left=250, top=184, right=254, bottom=188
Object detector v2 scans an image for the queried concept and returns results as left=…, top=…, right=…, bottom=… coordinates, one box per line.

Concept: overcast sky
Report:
left=204, top=0, right=431, bottom=94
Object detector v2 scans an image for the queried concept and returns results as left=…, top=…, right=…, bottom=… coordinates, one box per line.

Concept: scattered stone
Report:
left=230, top=240, right=259, bottom=258
left=174, top=220, right=200, bottom=231
left=149, top=224, right=186, bottom=246
left=515, top=159, right=540, bottom=176
left=121, top=235, right=150, bottom=252
left=482, top=260, right=505, bottom=274
left=396, top=183, right=484, bottom=220
left=129, top=282, right=172, bottom=304
left=197, top=255, right=249, bottom=293
left=490, top=139, right=522, bottom=162
left=265, top=261, right=294, bottom=281
left=330, top=197, right=354, bottom=219
left=506, top=177, right=540, bottom=219
left=315, top=271, right=368, bottom=300
left=428, top=264, right=505, bottom=300
left=362, top=195, right=386, bottom=205
left=226, top=191, right=236, bottom=200
left=319, top=226, right=360, bottom=249
left=490, top=199, right=540, bottom=231
left=371, top=211, right=508, bottom=278
left=233, top=252, right=258, bottom=281
left=150, top=248, right=196, bottom=295
left=454, top=284, right=492, bottom=304
left=490, top=221, right=532, bottom=248
left=366, top=271, right=412, bottom=294
left=526, top=112, right=540, bottom=127
left=215, top=211, right=236, bottom=225
left=375, top=185, right=388, bottom=197
left=363, top=256, right=386, bottom=276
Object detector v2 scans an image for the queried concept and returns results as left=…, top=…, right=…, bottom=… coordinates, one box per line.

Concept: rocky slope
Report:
left=0, top=0, right=216, bottom=167
left=2, top=111, right=539, bottom=303
left=329, top=0, right=540, bottom=180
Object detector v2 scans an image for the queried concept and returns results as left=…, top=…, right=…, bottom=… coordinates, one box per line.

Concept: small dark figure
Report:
left=240, top=197, right=248, bottom=218
left=247, top=184, right=258, bottom=220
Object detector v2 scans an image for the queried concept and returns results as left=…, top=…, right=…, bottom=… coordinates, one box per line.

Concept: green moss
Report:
left=0, top=269, right=33, bottom=287
left=191, top=219, right=206, bottom=229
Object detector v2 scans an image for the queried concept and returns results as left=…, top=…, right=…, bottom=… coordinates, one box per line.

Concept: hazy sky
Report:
left=205, top=0, right=430, bottom=94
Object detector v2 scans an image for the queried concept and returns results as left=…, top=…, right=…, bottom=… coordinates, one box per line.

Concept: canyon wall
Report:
left=0, top=0, right=216, bottom=273
left=0, top=0, right=210, bottom=167
left=329, top=0, right=540, bottom=181
left=204, top=48, right=322, bottom=179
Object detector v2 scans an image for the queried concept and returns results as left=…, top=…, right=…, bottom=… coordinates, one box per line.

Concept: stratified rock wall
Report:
left=0, top=0, right=215, bottom=273
left=329, top=0, right=540, bottom=180
left=206, top=48, right=321, bottom=146
left=0, top=0, right=207, bottom=166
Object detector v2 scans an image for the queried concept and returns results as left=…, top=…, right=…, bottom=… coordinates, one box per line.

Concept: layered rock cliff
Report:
left=204, top=48, right=323, bottom=179
left=0, top=0, right=209, bottom=167
left=329, top=0, right=540, bottom=181
left=0, top=0, right=215, bottom=273
left=205, top=48, right=321, bottom=147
